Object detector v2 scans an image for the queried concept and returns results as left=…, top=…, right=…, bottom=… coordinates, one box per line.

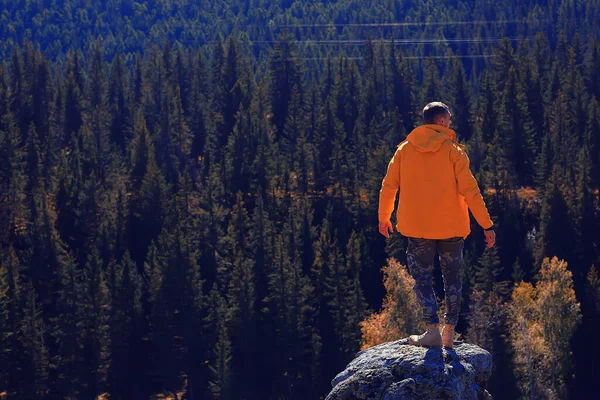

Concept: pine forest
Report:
left=0, top=0, right=599, bottom=399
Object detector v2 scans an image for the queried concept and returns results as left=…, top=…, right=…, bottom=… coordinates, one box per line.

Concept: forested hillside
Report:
left=1, top=0, right=599, bottom=62
left=0, top=1, right=599, bottom=399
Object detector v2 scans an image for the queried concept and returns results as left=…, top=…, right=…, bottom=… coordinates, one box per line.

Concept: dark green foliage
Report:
left=0, top=8, right=598, bottom=398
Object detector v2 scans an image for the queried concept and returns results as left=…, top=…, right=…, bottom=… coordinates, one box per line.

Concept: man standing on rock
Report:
left=378, top=102, right=496, bottom=349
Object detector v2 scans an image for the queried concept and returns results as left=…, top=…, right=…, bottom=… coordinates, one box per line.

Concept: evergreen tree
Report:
left=478, top=71, right=497, bottom=146
left=496, top=67, right=535, bottom=187
left=309, top=215, right=336, bottom=394
left=268, top=32, right=303, bottom=141
left=535, top=167, right=577, bottom=269
left=422, top=58, right=441, bottom=104
left=207, top=287, right=233, bottom=400
left=313, top=88, right=345, bottom=192
left=50, top=252, right=83, bottom=398
left=584, top=39, right=600, bottom=100
left=129, top=116, right=172, bottom=268
left=585, top=97, right=600, bottom=193
left=108, top=51, right=132, bottom=152
left=0, top=247, right=25, bottom=395
left=222, top=35, right=252, bottom=143
left=389, top=45, right=415, bottom=133
left=343, top=231, right=369, bottom=357
left=78, top=247, right=110, bottom=399
left=107, top=251, right=143, bottom=398
left=189, top=51, right=209, bottom=162
left=18, top=280, right=49, bottom=397
left=0, top=109, right=28, bottom=248
left=492, top=38, right=517, bottom=94
left=224, top=105, right=252, bottom=196
left=446, top=58, right=472, bottom=141
left=520, top=55, right=545, bottom=152
left=62, top=51, right=86, bottom=147
left=216, top=192, right=259, bottom=398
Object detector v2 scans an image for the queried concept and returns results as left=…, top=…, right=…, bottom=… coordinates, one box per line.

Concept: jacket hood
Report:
left=406, top=125, right=463, bottom=152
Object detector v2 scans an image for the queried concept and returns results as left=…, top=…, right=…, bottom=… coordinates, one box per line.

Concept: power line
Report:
left=300, top=54, right=497, bottom=60
left=285, top=37, right=527, bottom=45
left=277, top=19, right=550, bottom=28
left=180, top=36, right=531, bottom=45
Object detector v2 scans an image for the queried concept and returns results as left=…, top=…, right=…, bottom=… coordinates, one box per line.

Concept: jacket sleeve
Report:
left=378, top=148, right=401, bottom=223
left=452, top=147, right=493, bottom=229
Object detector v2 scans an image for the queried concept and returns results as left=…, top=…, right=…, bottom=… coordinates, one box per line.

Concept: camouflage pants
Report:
left=406, top=237, right=464, bottom=326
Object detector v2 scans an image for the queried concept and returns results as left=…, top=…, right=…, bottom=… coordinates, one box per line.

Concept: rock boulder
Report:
left=326, top=338, right=493, bottom=400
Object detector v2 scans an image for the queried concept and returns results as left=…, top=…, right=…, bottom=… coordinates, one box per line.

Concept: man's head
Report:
left=423, top=102, right=452, bottom=128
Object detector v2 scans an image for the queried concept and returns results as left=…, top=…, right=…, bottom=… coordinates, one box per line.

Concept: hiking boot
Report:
left=442, top=324, right=455, bottom=349
left=408, top=324, right=442, bottom=348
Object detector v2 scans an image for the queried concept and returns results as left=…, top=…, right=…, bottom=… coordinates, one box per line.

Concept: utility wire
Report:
left=276, top=19, right=550, bottom=28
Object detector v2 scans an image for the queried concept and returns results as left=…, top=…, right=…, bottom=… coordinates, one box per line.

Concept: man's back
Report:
left=379, top=124, right=493, bottom=239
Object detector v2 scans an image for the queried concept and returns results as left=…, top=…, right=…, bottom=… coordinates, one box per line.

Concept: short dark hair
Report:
left=423, top=102, right=450, bottom=124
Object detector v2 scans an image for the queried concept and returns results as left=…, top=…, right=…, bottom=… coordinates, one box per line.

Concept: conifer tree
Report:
left=269, top=31, right=303, bottom=140
left=0, top=247, right=24, bottom=395
left=224, top=105, right=252, bottom=196
left=107, top=251, right=143, bottom=398
left=492, top=38, right=516, bottom=94
left=214, top=192, right=258, bottom=398
left=50, top=252, right=83, bottom=398
left=18, top=280, right=49, bottom=397
left=585, top=97, right=600, bottom=193
left=573, top=145, right=596, bottom=278
left=584, top=39, right=600, bottom=100
left=536, top=166, right=577, bottom=269
left=208, top=287, right=233, bottom=400
left=314, top=69, right=345, bottom=193
left=496, top=66, right=535, bottom=186
left=389, top=45, right=415, bottom=133
left=189, top=51, right=209, bottom=162
left=62, top=51, right=86, bottom=146
left=422, top=58, right=441, bottom=104
left=222, top=35, right=252, bottom=142
left=520, top=56, right=545, bottom=152
left=129, top=116, right=172, bottom=267
left=78, top=247, right=110, bottom=398
left=343, top=231, right=369, bottom=356
left=446, top=58, right=472, bottom=141
left=108, top=51, right=132, bottom=152
left=309, top=214, right=339, bottom=392
left=0, top=109, right=28, bottom=247
left=197, top=161, right=227, bottom=292
left=478, top=71, right=497, bottom=146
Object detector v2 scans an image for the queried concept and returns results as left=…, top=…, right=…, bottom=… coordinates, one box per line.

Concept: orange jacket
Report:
left=378, top=124, right=493, bottom=239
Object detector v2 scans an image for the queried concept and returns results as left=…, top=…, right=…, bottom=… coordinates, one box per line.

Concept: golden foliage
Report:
left=484, top=186, right=537, bottom=201
left=359, top=258, right=423, bottom=350
left=507, top=257, right=581, bottom=399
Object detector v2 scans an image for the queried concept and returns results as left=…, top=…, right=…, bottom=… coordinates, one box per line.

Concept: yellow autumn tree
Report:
left=507, top=282, right=548, bottom=399
left=359, top=258, right=423, bottom=350
left=508, top=257, right=581, bottom=399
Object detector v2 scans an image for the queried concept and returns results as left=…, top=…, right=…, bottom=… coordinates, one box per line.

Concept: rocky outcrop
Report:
left=326, top=338, right=493, bottom=400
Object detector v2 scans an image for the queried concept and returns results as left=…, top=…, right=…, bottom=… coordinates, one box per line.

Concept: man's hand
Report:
left=379, top=221, right=394, bottom=238
left=484, top=229, right=496, bottom=248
